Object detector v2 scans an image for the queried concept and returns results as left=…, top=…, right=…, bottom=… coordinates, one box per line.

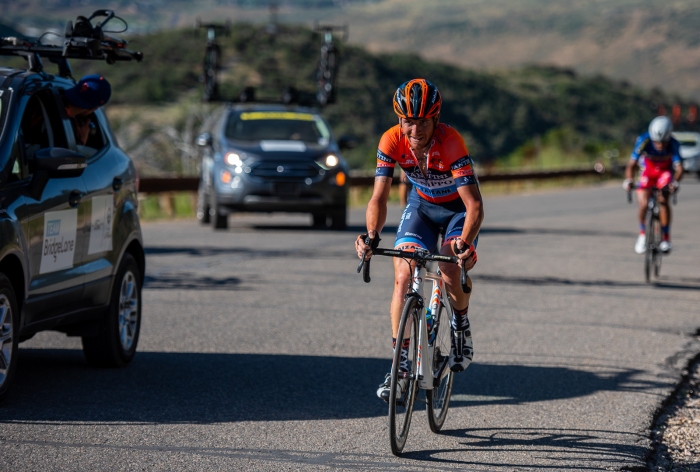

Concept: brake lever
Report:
left=453, top=240, right=472, bottom=294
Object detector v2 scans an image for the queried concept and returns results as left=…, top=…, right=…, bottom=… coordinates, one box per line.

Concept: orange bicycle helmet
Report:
left=393, top=79, right=441, bottom=119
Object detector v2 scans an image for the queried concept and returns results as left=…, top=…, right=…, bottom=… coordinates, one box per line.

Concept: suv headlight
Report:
left=225, top=152, right=243, bottom=167
left=317, top=154, right=339, bottom=169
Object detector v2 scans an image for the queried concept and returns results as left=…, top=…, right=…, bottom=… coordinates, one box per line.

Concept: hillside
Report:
left=74, top=25, right=685, bottom=164
left=5, top=0, right=700, bottom=101
left=0, top=23, right=688, bottom=172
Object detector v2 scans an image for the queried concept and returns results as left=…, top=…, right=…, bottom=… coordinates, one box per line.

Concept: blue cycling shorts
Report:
left=394, top=189, right=478, bottom=252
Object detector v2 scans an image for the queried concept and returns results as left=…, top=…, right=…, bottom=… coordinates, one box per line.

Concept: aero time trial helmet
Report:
left=393, top=79, right=441, bottom=119
left=648, top=116, right=673, bottom=142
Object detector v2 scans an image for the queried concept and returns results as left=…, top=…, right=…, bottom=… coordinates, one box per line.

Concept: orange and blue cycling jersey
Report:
left=631, top=132, right=682, bottom=171
left=376, top=123, right=478, bottom=205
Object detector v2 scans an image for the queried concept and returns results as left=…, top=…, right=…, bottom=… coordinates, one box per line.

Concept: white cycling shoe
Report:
left=376, top=373, right=409, bottom=403
left=659, top=240, right=672, bottom=253
left=634, top=234, right=646, bottom=254
left=449, top=329, right=473, bottom=373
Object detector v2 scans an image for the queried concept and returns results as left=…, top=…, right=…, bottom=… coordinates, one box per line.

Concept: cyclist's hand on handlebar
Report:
left=669, top=180, right=680, bottom=193
left=356, top=231, right=380, bottom=260
left=622, top=179, right=634, bottom=192
left=452, top=239, right=477, bottom=271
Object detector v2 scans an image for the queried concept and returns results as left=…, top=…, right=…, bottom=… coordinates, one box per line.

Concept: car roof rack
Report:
left=0, top=10, right=142, bottom=79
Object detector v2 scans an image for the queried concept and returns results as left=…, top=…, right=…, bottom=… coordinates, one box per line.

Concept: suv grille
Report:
left=249, top=162, right=320, bottom=181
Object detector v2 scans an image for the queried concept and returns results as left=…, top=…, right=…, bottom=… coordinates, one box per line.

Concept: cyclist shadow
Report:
left=402, top=426, right=649, bottom=469
left=399, top=363, right=665, bottom=467
left=2, top=351, right=664, bottom=426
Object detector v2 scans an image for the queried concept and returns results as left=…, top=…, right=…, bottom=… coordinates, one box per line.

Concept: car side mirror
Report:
left=196, top=132, right=213, bottom=148
left=338, top=135, right=358, bottom=151
left=34, top=147, right=87, bottom=178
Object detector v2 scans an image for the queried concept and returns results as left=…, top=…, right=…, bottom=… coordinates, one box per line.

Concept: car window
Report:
left=225, top=111, right=331, bottom=145
left=19, top=89, right=69, bottom=177
left=74, top=114, right=108, bottom=159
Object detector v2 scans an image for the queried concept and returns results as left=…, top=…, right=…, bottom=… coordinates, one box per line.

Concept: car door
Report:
left=66, top=105, right=126, bottom=307
left=19, top=86, right=89, bottom=325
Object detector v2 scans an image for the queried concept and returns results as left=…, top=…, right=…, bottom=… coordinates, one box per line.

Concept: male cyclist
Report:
left=623, top=116, right=683, bottom=254
left=355, top=79, right=484, bottom=403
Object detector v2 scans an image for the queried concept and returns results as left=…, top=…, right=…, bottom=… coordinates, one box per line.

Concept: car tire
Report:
left=0, top=274, right=19, bottom=403
left=212, top=204, right=228, bottom=229
left=82, top=253, right=142, bottom=368
left=312, top=214, right=327, bottom=228
left=197, top=187, right=211, bottom=224
left=330, top=207, right=347, bottom=230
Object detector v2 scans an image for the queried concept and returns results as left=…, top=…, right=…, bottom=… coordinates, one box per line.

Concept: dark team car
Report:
left=196, top=104, right=352, bottom=229
left=0, top=67, right=145, bottom=402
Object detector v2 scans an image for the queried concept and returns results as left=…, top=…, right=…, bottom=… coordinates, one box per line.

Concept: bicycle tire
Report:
left=388, top=295, right=419, bottom=456
left=203, top=47, right=219, bottom=102
left=645, top=208, right=655, bottom=283
left=426, top=300, right=454, bottom=433
left=650, top=213, right=662, bottom=278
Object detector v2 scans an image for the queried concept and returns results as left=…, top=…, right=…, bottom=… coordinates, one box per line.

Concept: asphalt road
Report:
left=2, top=180, right=700, bottom=471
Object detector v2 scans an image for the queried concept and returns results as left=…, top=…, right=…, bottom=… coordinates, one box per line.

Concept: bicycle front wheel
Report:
left=651, top=214, right=662, bottom=278
left=389, top=295, right=419, bottom=456
left=426, top=300, right=454, bottom=433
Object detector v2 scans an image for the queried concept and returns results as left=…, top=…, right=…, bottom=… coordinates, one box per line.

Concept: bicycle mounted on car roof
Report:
left=195, top=19, right=230, bottom=103
left=313, top=22, right=347, bottom=107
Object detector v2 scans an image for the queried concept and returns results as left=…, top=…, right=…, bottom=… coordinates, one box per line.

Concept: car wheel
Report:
left=197, top=186, right=211, bottom=224
left=82, top=253, right=142, bottom=368
left=330, top=206, right=347, bottom=230
left=0, top=274, right=19, bottom=403
left=312, top=214, right=327, bottom=228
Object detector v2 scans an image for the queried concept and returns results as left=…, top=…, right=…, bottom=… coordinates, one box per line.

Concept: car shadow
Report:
left=0, top=350, right=665, bottom=424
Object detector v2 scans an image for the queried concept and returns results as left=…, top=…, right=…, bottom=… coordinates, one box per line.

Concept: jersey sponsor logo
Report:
left=88, top=195, right=114, bottom=255
left=40, top=209, right=78, bottom=274
left=377, top=149, right=395, bottom=163
left=453, top=167, right=474, bottom=177
left=450, top=156, right=472, bottom=170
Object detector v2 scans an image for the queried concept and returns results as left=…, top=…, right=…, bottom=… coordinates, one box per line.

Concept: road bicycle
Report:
left=628, top=186, right=677, bottom=283
left=357, top=238, right=470, bottom=455
left=313, top=23, right=346, bottom=106
left=196, top=20, right=230, bottom=102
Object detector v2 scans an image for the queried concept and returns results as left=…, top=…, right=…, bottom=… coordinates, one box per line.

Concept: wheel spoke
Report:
left=0, top=305, right=7, bottom=327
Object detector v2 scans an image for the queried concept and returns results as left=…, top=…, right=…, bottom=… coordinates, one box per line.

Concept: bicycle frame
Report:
left=412, top=265, right=452, bottom=390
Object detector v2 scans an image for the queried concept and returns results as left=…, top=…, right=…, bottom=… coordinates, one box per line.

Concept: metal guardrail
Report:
left=138, top=164, right=608, bottom=193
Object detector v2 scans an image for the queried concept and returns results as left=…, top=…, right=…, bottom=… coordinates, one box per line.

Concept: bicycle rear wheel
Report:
left=426, top=300, right=454, bottom=433
left=389, top=295, right=419, bottom=456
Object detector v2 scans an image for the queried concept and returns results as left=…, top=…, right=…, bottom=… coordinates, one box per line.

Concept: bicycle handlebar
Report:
left=357, top=241, right=470, bottom=293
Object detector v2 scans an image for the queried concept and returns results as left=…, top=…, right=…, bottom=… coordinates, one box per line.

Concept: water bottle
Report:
left=427, top=285, right=441, bottom=344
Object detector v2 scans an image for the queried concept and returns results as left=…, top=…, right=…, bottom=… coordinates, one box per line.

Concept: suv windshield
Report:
left=225, top=111, right=330, bottom=145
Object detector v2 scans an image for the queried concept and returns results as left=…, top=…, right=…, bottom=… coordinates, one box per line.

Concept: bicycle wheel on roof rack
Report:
left=203, top=47, right=219, bottom=102
left=388, top=294, right=419, bottom=456
left=426, top=298, right=454, bottom=433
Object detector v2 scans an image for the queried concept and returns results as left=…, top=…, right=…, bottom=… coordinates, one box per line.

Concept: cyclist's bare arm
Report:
left=356, top=176, right=392, bottom=258
left=673, top=162, right=684, bottom=184
left=625, top=159, right=639, bottom=182
left=450, top=185, right=484, bottom=270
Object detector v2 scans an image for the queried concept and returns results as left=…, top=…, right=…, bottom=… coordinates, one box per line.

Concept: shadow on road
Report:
left=0, top=350, right=665, bottom=425
left=402, top=427, right=647, bottom=470
left=479, top=226, right=633, bottom=239
left=475, top=273, right=700, bottom=291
